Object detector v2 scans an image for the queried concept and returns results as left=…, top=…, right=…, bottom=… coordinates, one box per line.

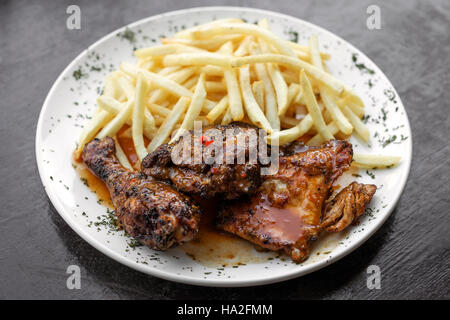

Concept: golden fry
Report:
left=206, top=96, right=229, bottom=123
left=300, top=70, right=334, bottom=140
left=353, top=154, right=401, bottom=169
left=309, top=35, right=353, bottom=135
left=170, top=73, right=207, bottom=142
left=239, top=65, right=273, bottom=133
left=147, top=97, right=190, bottom=153
left=132, top=73, right=149, bottom=161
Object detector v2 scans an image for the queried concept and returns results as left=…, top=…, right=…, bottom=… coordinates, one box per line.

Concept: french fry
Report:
left=170, top=73, right=207, bottom=143
left=123, top=63, right=215, bottom=116
left=239, top=65, right=273, bottom=133
left=217, top=40, right=234, bottom=54
left=202, top=99, right=217, bottom=113
left=205, top=80, right=227, bottom=93
left=287, top=42, right=331, bottom=60
left=221, top=106, right=233, bottom=125
left=337, top=97, right=365, bottom=118
left=293, top=49, right=310, bottom=61
left=217, top=41, right=244, bottom=121
left=163, top=53, right=233, bottom=68
left=113, top=136, right=133, bottom=170
left=97, top=99, right=134, bottom=139
left=148, top=103, right=171, bottom=118
left=343, top=86, right=365, bottom=108
left=257, top=28, right=291, bottom=118
left=147, top=97, right=190, bottom=153
left=353, top=154, right=401, bottom=169
left=74, top=110, right=113, bottom=159
left=137, top=58, right=156, bottom=71
left=308, top=35, right=353, bottom=135
left=252, top=80, right=265, bottom=112
left=97, top=96, right=155, bottom=139
left=97, top=95, right=126, bottom=114
left=132, top=73, right=149, bottom=161
left=163, top=34, right=244, bottom=51
left=193, top=23, right=297, bottom=57
left=148, top=67, right=196, bottom=104
left=307, top=121, right=339, bottom=146
left=117, top=76, right=135, bottom=99
left=103, top=73, right=119, bottom=98
left=281, top=69, right=300, bottom=84
left=280, top=115, right=300, bottom=128
left=231, top=54, right=345, bottom=94
left=321, top=88, right=353, bottom=134
left=234, top=36, right=254, bottom=56
left=173, top=18, right=244, bottom=38
left=301, top=70, right=334, bottom=140
left=343, top=106, right=370, bottom=142
left=183, top=75, right=200, bottom=90
left=266, top=115, right=313, bottom=145
left=76, top=72, right=121, bottom=147
left=120, top=62, right=192, bottom=98
left=134, top=44, right=204, bottom=59
left=224, top=67, right=244, bottom=121
left=250, top=44, right=280, bottom=130
left=201, top=65, right=224, bottom=77
left=267, top=63, right=288, bottom=117
left=159, top=65, right=183, bottom=75
left=206, top=95, right=229, bottom=123
left=117, top=76, right=157, bottom=134
left=286, top=83, right=300, bottom=108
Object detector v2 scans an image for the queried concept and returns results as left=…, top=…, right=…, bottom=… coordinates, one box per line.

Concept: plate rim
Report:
left=35, top=6, right=412, bottom=287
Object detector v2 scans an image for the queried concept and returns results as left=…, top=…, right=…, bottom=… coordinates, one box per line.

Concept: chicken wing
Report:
left=82, top=137, right=201, bottom=251
left=216, top=140, right=377, bottom=263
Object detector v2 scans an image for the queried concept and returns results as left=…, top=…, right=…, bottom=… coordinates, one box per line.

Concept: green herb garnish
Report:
left=352, top=53, right=375, bottom=75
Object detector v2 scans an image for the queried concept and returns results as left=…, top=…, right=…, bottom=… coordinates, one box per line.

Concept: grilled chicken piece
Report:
left=142, top=122, right=264, bottom=199
left=82, top=137, right=201, bottom=251
left=216, top=140, right=377, bottom=263
left=321, top=182, right=377, bottom=232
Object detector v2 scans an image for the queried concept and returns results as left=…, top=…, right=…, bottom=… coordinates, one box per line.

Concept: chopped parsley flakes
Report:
left=352, top=53, right=375, bottom=75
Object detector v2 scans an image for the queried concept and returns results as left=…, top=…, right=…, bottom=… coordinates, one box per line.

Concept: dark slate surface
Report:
left=0, top=0, right=449, bottom=299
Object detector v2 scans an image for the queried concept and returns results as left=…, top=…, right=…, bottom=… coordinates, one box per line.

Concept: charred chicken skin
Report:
left=216, top=140, right=376, bottom=263
left=142, top=122, right=264, bottom=199
left=82, top=137, right=201, bottom=251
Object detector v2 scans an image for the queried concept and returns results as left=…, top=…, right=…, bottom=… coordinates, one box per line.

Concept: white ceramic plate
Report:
left=36, top=7, right=412, bottom=287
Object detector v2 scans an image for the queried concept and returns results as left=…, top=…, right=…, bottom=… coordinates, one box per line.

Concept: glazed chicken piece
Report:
left=82, top=137, right=201, bottom=251
left=142, top=122, right=265, bottom=199
left=216, top=140, right=376, bottom=263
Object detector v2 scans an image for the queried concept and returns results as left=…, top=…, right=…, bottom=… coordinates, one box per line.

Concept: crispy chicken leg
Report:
left=216, top=140, right=376, bottom=263
left=82, top=137, right=201, bottom=251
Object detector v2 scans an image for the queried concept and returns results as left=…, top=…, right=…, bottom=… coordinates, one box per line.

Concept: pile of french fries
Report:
left=75, top=18, right=400, bottom=170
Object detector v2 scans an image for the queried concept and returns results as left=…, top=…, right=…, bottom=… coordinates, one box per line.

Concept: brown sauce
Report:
left=251, top=194, right=308, bottom=244
left=74, top=161, right=114, bottom=209
left=181, top=197, right=278, bottom=268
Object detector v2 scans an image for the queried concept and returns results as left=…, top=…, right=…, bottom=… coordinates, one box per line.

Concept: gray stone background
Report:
left=1, top=0, right=449, bottom=299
